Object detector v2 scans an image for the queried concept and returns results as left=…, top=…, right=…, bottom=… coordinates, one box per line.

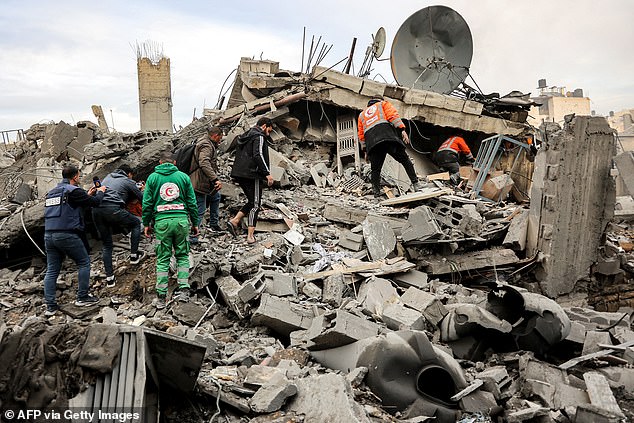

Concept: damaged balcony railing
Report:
left=470, top=134, right=531, bottom=202
left=1, top=128, right=25, bottom=144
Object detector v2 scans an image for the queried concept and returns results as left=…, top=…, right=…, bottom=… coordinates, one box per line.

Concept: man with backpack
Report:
left=142, top=150, right=199, bottom=308
left=227, top=117, right=274, bottom=244
left=189, top=125, right=224, bottom=241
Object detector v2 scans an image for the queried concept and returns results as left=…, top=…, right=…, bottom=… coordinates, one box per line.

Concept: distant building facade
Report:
left=528, top=79, right=591, bottom=127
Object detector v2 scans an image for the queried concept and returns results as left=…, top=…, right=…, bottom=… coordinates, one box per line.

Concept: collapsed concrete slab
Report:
left=527, top=116, right=615, bottom=297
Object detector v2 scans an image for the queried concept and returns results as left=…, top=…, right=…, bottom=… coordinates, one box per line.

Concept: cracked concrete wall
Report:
left=527, top=116, right=615, bottom=297
left=137, top=57, right=173, bottom=133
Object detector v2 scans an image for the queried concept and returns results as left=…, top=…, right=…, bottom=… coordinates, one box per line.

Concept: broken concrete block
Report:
left=323, top=202, right=368, bottom=225
left=283, top=228, right=305, bottom=246
left=43, top=121, right=77, bottom=159
left=575, top=404, right=625, bottom=423
left=270, top=165, right=290, bottom=188
left=238, top=272, right=266, bottom=303
left=249, top=381, right=298, bottom=413
left=624, top=346, right=634, bottom=364
left=391, top=270, right=429, bottom=290
left=432, top=200, right=483, bottom=237
left=36, top=158, right=63, bottom=199
left=244, top=365, right=287, bottom=388
left=215, top=275, right=247, bottom=319
left=582, top=330, right=612, bottom=355
left=583, top=372, right=625, bottom=419
left=362, top=219, right=396, bottom=261
left=381, top=303, right=426, bottom=330
left=357, top=277, right=399, bottom=316
left=503, top=208, right=529, bottom=251
left=506, top=405, right=550, bottom=422
left=263, top=270, right=297, bottom=297
left=460, top=390, right=498, bottom=414
left=301, top=282, right=322, bottom=299
left=322, top=273, right=344, bottom=307
left=252, top=294, right=315, bottom=336
left=0, top=154, right=15, bottom=169
left=287, top=373, right=370, bottom=423
left=519, top=356, right=589, bottom=409
left=11, top=183, right=32, bottom=205
left=338, top=230, right=364, bottom=252
left=68, top=126, right=94, bottom=160
left=597, top=367, right=634, bottom=394
left=171, top=302, right=207, bottom=326
left=306, top=310, right=380, bottom=350
left=565, top=321, right=587, bottom=345
left=401, top=205, right=443, bottom=242
left=614, top=151, right=634, bottom=197
left=346, top=367, right=368, bottom=388
left=401, top=287, right=448, bottom=326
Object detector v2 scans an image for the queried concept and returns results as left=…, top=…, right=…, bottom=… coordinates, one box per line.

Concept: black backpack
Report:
left=174, top=141, right=199, bottom=174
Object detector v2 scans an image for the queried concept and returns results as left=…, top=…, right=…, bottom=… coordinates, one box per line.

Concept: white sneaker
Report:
left=105, top=275, right=116, bottom=288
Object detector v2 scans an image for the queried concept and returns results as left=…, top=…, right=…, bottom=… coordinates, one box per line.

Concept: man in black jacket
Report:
left=227, top=117, right=274, bottom=244
left=43, top=164, right=107, bottom=315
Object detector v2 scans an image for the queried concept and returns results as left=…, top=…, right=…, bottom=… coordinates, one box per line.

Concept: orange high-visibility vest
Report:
left=357, top=100, right=405, bottom=142
left=438, top=136, right=472, bottom=156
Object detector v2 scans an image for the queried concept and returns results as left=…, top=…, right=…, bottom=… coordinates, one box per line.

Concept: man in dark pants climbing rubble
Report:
left=43, top=164, right=106, bottom=315
left=358, top=97, right=425, bottom=197
left=92, top=164, right=145, bottom=288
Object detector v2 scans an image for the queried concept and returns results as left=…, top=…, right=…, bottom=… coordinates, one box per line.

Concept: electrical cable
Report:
left=21, top=209, right=45, bottom=256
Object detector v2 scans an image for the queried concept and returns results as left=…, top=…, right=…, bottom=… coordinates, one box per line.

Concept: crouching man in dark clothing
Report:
left=92, top=164, right=145, bottom=288
left=43, top=164, right=106, bottom=315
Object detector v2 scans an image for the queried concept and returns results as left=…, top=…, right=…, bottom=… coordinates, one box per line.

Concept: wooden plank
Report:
left=425, top=248, right=519, bottom=275
left=558, top=340, right=634, bottom=369
left=380, top=188, right=453, bottom=206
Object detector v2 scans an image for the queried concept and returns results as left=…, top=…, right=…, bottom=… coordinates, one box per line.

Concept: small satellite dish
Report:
left=358, top=27, right=388, bottom=78
left=373, top=27, right=386, bottom=58
left=390, top=6, right=473, bottom=94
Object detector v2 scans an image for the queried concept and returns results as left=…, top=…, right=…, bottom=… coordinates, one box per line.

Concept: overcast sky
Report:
left=1, top=0, right=632, bottom=135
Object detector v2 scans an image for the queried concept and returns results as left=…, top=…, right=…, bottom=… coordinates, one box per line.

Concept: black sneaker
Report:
left=130, top=251, right=146, bottom=265
left=372, top=187, right=382, bottom=198
left=209, top=225, right=225, bottom=234
left=174, top=288, right=191, bottom=303
left=75, top=294, right=99, bottom=307
left=105, top=275, right=116, bottom=288
left=44, top=304, right=60, bottom=316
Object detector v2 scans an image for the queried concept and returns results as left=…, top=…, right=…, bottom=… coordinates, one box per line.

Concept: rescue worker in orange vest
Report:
left=433, top=134, right=475, bottom=185
left=358, top=97, right=424, bottom=197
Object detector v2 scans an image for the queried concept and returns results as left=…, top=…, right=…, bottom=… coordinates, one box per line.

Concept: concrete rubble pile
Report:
left=0, top=59, right=632, bottom=422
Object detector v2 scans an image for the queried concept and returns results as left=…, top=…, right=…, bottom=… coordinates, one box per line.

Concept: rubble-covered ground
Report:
left=0, top=62, right=633, bottom=423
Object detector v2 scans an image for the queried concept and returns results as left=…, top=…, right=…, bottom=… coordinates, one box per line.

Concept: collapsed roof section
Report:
left=211, top=57, right=532, bottom=140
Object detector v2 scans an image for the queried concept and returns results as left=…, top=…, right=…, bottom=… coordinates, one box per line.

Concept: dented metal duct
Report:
left=311, top=330, right=466, bottom=421
left=440, top=284, right=571, bottom=360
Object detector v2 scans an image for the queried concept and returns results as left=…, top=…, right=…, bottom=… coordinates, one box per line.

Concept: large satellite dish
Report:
left=390, top=6, right=473, bottom=94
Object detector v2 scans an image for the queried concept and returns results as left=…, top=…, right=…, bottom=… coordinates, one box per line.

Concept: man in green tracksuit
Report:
left=142, top=150, right=199, bottom=308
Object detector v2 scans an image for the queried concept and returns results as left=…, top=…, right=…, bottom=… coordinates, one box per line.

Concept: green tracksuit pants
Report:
left=154, top=216, right=190, bottom=295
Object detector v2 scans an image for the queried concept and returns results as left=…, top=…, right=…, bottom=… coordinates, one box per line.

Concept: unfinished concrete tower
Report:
left=136, top=41, right=173, bottom=132
left=527, top=116, right=615, bottom=297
